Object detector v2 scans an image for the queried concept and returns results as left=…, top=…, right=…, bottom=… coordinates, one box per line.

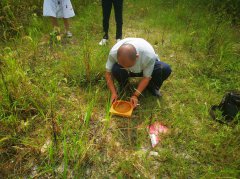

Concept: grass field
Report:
left=0, top=0, right=240, bottom=178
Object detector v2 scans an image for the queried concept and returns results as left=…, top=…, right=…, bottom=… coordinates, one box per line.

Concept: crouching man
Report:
left=105, top=38, right=172, bottom=108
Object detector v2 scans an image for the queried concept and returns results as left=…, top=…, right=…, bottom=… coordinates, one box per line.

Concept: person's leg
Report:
left=63, top=18, right=72, bottom=37
left=102, top=0, right=113, bottom=39
left=147, top=60, right=172, bottom=96
left=63, top=18, right=69, bottom=32
left=111, top=63, right=129, bottom=89
left=51, top=17, right=59, bottom=29
left=113, top=0, right=123, bottom=40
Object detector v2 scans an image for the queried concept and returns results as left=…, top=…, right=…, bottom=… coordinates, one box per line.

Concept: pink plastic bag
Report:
left=148, top=122, right=168, bottom=148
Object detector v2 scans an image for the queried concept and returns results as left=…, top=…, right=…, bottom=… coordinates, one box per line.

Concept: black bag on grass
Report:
left=210, top=91, right=240, bottom=123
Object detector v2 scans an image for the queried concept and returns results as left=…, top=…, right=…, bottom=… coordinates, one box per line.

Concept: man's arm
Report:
left=130, top=55, right=155, bottom=107
left=130, top=77, right=151, bottom=108
left=105, top=71, right=118, bottom=103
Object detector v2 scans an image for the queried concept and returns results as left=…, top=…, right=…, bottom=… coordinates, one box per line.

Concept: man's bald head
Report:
left=117, top=44, right=138, bottom=68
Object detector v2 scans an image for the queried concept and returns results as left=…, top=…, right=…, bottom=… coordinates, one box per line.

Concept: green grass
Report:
left=0, top=0, right=240, bottom=178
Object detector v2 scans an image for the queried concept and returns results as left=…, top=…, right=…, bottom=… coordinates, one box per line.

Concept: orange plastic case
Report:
left=110, top=100, right=133, bottom=117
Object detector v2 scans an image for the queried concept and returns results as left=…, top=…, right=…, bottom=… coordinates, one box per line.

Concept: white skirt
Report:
left=43, top=0, right=75, bottom=18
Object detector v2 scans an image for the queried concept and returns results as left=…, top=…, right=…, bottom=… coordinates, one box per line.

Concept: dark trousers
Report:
left=112, top=60, right=172, bottom=91
left=102, top=0, right=123, bottom=39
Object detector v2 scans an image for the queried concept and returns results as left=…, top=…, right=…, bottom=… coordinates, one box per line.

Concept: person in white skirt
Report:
left=43, top=0, right=75, bottom=37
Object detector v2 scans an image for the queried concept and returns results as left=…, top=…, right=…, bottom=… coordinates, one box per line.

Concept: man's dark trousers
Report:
left=102, top=0, right=123, bottom=39
left=111, top=60, right=172, bottom=92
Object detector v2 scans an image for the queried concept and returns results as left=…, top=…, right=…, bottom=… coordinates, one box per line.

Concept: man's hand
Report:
left=111, top=92, right=118, bottom=104
left=129, top=77, right=150, bottom=108
left=130, top=95, right=138, bottom=108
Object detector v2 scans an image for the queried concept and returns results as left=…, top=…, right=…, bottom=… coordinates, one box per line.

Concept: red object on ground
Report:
left=148, top=122, right=168, bottom=148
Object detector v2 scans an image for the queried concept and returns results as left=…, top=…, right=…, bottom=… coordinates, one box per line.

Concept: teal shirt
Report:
left=106, top=38, right=159, bottom=77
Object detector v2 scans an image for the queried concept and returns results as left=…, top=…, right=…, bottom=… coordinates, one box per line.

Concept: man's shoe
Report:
left=147, top=87, right=162, bottom=98
left=99, top=39, right=108, bottom=45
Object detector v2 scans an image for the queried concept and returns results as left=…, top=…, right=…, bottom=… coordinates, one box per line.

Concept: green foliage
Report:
left=0, top=0, right=100, bottom=41
left=208, top=0, right=240, bottom=24
left=0, top=0, right=240, bottom=178
left=0, top=0, right=42, bottom=40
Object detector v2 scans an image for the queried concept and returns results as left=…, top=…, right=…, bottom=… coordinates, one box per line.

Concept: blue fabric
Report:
left=111, top=60, right=172, bottom=90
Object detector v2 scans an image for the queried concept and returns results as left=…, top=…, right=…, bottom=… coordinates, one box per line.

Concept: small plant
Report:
left=49, top=27, right=62, bottom=47
left=0, top=0, right=240, bottom=178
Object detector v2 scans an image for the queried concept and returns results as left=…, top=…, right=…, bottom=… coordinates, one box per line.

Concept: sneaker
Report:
left=116, top=39, right=121, bottom=43
left=66, top=31, right=72, bottom=38
left=147, top=87, right=162, bottom=98
left=99, top=39, right=108, bottom=46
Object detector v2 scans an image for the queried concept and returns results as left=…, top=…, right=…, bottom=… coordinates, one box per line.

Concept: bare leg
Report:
left=51, top=17, right=59, bottom=29
left=63, top=18, right=70, bottom=32
left=63, top=18, right=72, bottom=37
